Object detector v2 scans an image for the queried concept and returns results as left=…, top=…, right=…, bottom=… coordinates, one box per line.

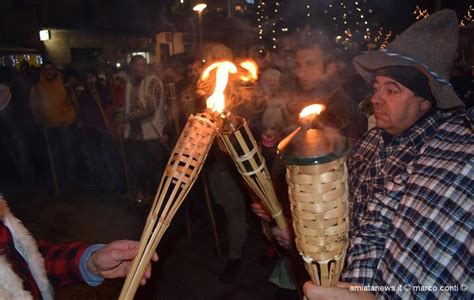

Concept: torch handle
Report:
left=119, top=114, right=217, bottom=300
left=285, top=158, right=350, bottom=288
left=219, top=118, right=287, bottom=230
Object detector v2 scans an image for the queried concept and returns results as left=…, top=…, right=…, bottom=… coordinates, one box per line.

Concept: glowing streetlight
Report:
left=193, top=3, right=207, bottom=12
left=193, top=3, right=207, bottom=62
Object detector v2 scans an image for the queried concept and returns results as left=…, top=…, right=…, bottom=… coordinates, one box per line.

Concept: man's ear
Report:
left=421, top=99, right=432, bottom=112
left=325, top=63, right=338, bottom=77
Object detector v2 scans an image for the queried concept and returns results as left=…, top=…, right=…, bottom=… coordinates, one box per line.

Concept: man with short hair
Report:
left=303, top=9, right=473, bottom=299
left=29, top=61, right=79, bottom=186
left=291, top=31, right=368, bottom=141
left=123, top=55, right=167, bottom=199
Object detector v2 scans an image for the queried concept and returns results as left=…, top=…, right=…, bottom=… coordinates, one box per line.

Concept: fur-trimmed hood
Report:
left=0, top=197, right=54, bottom=300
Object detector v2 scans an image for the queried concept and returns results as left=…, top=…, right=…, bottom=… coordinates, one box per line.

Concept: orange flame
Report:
left=299, top=104, right=326, bottom=119
left=202, top=61, right=238, bottom=114
left=239, top=60, right=258, bottom=82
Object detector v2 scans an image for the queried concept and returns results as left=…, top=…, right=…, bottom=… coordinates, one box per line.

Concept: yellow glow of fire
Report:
left=299, top=104, right=326, bottom=118
left=202, top=61, right=238, bottom=114
left=239, top=60, right=258, bottom=82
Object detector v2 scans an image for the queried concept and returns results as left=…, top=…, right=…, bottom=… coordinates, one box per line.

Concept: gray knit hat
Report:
left=353, top=9, right=464, bottom=109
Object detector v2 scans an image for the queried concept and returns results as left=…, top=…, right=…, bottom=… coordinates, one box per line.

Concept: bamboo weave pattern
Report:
left=286, top=156, right=349, bottom=287
left=220, top=119, right=287, bottom=229
left=119, top=113, right=217, bottom=300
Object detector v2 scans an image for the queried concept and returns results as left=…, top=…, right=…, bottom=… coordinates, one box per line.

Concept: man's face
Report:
left=85, top=73, right=97, bottom=84
left=67, top=76, right=80, bottom=88
left=41, top=64, right=57, bottom=81
left=114, top=77, right=126, bottom=88
left=371, top=76, right=432, bottom=136
left=294, top=47, right=327, bottom=91
left=131, top=58, right=147, bottom=78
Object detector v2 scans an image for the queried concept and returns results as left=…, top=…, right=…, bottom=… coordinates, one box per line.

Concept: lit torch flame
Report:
left=239, top=60, right=258, bottom=82
left=202, top=61, right=237, bottom=114
left=278, top=104, right=327, bottom=151
left=299, top=104, right=326, bottom=130
left=299, top=104, right=326, bottom=118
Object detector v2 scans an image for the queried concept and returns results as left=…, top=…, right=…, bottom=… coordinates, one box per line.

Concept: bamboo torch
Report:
left=119, top=112, right=217, bottom=300
left=279, top=104, right=350, bottom=287
left=201, top=60, right=287, bottom=230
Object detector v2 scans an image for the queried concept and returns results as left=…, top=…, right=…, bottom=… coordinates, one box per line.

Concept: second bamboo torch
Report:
left=202, top=60, right=287, bottom=230
left=279, top=104, right=350, bottom=287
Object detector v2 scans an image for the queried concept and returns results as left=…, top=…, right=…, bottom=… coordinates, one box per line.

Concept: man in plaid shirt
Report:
left=123, top=55, right=167, bottom=200
left=303, top=10, right=473, bottom=300
left=0, top=195, right=158, bottom=299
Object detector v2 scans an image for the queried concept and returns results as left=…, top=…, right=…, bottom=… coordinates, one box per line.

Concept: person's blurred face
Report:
left=131, top=58, right=147, bottom=78
left=261, top=126, right=283, bottom=147
left=262, top=127, right=280, bottom=139
left=371, top=76, right=432, bottom=136
left=165, top=68, right=184, bottom=82
left=114, top=77, right=126, bottom=89
left=294, top=47, right=328, bottom=91
left=41, top=64, right=57, bottom=81
left=67, top=76, right=80, bottom=88
left=85, top=73, right=97, bottom=84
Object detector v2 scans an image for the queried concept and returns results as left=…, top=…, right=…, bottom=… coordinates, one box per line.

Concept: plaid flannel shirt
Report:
left=125, top=77, right=163, bottom=140
left=0, top=221, right=87, bottom=299
left=342, top=108, right=473, bottom=299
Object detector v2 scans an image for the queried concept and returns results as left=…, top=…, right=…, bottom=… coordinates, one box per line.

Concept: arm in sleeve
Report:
left=124, top=79, right=161, bottom=122
left=37, top=240, right=89, bottom=286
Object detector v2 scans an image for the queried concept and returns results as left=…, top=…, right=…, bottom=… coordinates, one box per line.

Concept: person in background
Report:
left=0, top=67, right=38, bottom=187
left=290, top=30, right=368, bottom=141
left=77, top=68, right=121, bottom=192
left=122, top=55, right=167, bottom=203
left=258, top=105, right=289, bottom=265
left=201, top=45, right=250, bottom=283
left=110, top=70, right=128, bottom=138
left=29, top=61, right=80, bottom=188
left=160, top=54, right=193, bottom=145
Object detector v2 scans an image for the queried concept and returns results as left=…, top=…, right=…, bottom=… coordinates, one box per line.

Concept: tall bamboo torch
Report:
left=202, top=60, right=287, bottom=230
left=279, top=104, right=350, bottom=287
left=119, top=112, right=217, bottom=299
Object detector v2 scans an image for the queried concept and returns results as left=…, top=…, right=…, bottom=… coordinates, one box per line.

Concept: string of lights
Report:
left=257, top=0, right=265, bottom=53
left=272, top=1, right=278, bottom=50
left=414, top=4, right=473, bottom=26
left=307, top=0, right=311, bottom=18
left=413, top=5, right=429, bottom=20
left=256, top=0, right=287, bottom=52
left=329, top=0, right=378, bottom=50
left=257, top=1, right=468, bottom=53
left=460, top=4, right=473, bottom=26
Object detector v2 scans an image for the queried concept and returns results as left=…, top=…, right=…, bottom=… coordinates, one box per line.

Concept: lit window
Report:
left=39, top=29, right=50, bottom=41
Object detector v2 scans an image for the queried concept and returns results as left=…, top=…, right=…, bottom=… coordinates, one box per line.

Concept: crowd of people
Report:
left=0, top=8, right=472, bottom=299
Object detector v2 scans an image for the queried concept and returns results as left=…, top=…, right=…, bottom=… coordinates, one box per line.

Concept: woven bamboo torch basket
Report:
left=280, top=108, right=350, bottom=287
left=119, top=113, right=217, bottom=300
left=218, top=115, right=287, bottom=229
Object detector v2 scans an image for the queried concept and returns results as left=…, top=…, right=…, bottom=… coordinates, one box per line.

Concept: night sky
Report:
left=1, top=0, right=472, bottom=43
